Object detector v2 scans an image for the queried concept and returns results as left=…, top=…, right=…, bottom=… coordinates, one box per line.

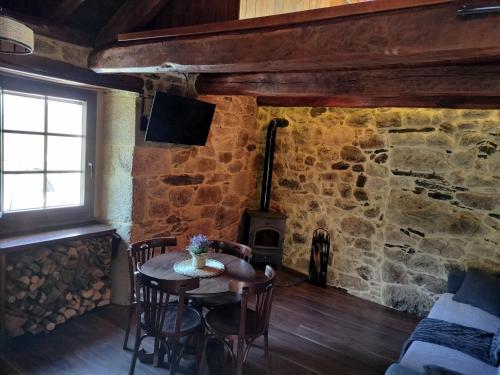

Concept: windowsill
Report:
left=0, top=222, right=115, bottom=254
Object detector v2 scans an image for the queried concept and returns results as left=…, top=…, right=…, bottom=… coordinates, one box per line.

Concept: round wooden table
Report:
left=140, top=252, right=256, bottom=297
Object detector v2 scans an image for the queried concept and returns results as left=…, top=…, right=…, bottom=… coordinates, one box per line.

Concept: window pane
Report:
left=46, top=173, right=83, bottom=207
left=3, top=133, right=44, bottom=171
left=47, top=136, right=83, bottom=171
left=3, top=93, right=45, bottom=132
left=3, top=174, right=44, bottom=211
left=48, top=99, right=84, bottom=135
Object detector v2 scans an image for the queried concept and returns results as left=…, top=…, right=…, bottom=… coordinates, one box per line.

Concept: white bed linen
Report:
left=428, top=293, right=500, bottom=333
left=400, top=341, right=497, bottom=375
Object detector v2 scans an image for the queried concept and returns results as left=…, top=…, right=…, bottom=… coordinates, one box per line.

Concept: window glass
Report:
left=46, top=173, right=83, bottom=207
left=1, top=89, right=88, bottom=215
left=47, top=136, right=83, bottom=171
left=48, top=99, right=84, bottom=135
left=3, top=133, right=44, bottom=171
left=3, top=93, right=45, bottom=132
left=3, top=174, right=44, bottom=211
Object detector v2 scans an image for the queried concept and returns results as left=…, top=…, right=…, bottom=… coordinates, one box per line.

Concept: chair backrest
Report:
left=229, top=265, right=276, bottom=337
left=134, top=265, right=199, bottom=337
left=209, top=240, right=252, bottom=262
left=127, top=237, right=177, bottom=301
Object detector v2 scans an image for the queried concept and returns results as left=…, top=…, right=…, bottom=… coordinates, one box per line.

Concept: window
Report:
left=0, top=75, right=96, bottom=234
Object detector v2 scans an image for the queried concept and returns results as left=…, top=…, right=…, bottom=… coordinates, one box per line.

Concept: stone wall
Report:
left=95, top=90, right=139, bottom=305
left=258, top=107, right=500, bottom=315
left=4, top=236, right=112, bottom=337
left=131, top=96, right=260, bottom=248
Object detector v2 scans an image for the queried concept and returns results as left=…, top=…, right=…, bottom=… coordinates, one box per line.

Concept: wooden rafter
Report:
left=2, top=8, right=93, bottom=46
left=50, top=0, right=86, bottom=23
left=196, top=63, right=500, bottom=108
left=95, top=0, right=169, bottom=48
left=87, top=0, right=500, bottom=75
left=0, top=54, right=143, bottom=93
left=196, top=64, right=500, bottom=98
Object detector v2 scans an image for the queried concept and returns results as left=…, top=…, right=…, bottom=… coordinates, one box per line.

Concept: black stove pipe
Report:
left=260, top=118, right=289, bottom=211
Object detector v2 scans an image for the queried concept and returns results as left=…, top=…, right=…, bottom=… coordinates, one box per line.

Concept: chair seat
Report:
left=194, top=293, right=241, bottom=309
left=205, top=305, right=259, bottom=336
left=141, top=304, right=202, bottom=336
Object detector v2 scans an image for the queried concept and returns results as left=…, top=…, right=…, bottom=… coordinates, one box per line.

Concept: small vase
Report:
left=191, top=253, right=207, bottom=269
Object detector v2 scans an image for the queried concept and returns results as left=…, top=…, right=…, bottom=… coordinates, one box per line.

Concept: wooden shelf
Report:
left=0, top=223, right=115, bottom=254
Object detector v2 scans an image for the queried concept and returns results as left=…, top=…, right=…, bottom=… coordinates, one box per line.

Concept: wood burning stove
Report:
left=243, top=118, right=288, bottom=265
left=244, top=210, right=286, bottom=265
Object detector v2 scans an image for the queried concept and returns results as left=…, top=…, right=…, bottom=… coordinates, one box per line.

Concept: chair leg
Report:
left=264, top=332, right=271, bottom=375
left=236, top=338, right=244, bottom=375
left=198, top=335, right=209, bottom=375
left=129, top=322, right=142, bottom=375
left=170, top=340, right=179, bottom=375
left=123, top=302, right=135, bottom=350
left=153, top=337, right=160, bottom=367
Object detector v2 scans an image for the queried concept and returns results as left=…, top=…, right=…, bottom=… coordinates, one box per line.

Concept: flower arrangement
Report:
left=187, top=234, right=211, bottom=256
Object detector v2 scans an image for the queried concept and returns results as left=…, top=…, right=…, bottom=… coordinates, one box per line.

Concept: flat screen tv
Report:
left=144, top=92, right=216, bottom=145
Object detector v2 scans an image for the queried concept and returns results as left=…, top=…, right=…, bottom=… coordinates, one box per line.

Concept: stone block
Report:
left=382, top=285, right=434, bottom=316
left=341, top=146, right=366, bottom=162
left=411, top=273, right=447, bottom=294
left=386, top=190, right=484, bottom=236
left=162, top=174, right=205, bottom=186
left=382, top=261, right=408, bottom=284
left=132, top=147, right=171, bottom=177
left=340, top=216, right=375, bottom=238
left=344, top=110, right=374, bottom=128
left=391, top=147, right=448, bottom=173
left=456, top=192, right=498, bottom=211
left=359, top=134, right=385, bottom=150
left=194, top=185, right=222, bottom=205
left=169, top=188, right=193, bottom=208
left=374, top=111, right=402, bottom=128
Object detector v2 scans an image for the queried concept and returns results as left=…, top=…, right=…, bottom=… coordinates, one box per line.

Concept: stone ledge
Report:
left=0, top=223, right=115, bottom=254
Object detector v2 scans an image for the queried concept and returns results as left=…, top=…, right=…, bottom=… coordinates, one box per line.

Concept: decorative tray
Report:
left=173, top=258, right=225, bottom=278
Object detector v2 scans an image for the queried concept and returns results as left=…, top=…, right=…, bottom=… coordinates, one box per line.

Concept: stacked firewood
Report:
left=4, top=236, right=112, bottom=337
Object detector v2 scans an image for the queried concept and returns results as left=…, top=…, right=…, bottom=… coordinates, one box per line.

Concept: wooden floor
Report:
left=0, top=282, right=419, bottom=375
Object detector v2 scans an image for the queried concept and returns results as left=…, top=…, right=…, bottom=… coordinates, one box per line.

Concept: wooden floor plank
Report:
left=0, top=282, right=418, bottom=375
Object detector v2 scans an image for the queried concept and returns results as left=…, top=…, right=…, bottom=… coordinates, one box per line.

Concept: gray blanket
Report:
left=400, top=318, right=494, bottom=365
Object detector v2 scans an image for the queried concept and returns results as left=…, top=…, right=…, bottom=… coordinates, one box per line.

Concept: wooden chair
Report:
left=123, top=237, right=177, bottom=350
left=195, top=240, right=253, bottom=309
left=209, top=240, right=252, bottom=263
left=198, top=265, right=276, bottom=375
left=129, top=266, right=203, bottom=375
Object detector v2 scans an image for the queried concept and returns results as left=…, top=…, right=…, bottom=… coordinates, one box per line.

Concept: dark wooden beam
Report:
left=89, top=0, right=500, bottom=74
left=50, top=0, right=86, bottom=23
left=197, top=64, right=500, bottom=109
left=95, top=0, right=168, bottom=48
left=196, top=64, right=500, bottom=97
left=256, top=96, right=500, bottom=109
left=0, top=54, right=143, bottom=93
left=3, top=8, right=93, bottom=46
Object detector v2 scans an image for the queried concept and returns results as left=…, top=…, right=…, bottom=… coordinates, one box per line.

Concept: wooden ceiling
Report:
left=0, top=0, right=241, bottom=47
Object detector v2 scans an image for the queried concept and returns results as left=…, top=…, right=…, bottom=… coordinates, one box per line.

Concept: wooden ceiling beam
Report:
left=256, top=96, right=500, bottom=109
left=196, top=65, right=500, bottom=98
left=95, top=0, right=169, bottom=48
left=196, top=63, right=500, bottom=109
left=0, top=54, right=143, bottom=93
left=50, top=0, right=86, bottom=23
left=2, top=8, right=93, bottom=46
left=89, top=0, right=500, bottom=74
